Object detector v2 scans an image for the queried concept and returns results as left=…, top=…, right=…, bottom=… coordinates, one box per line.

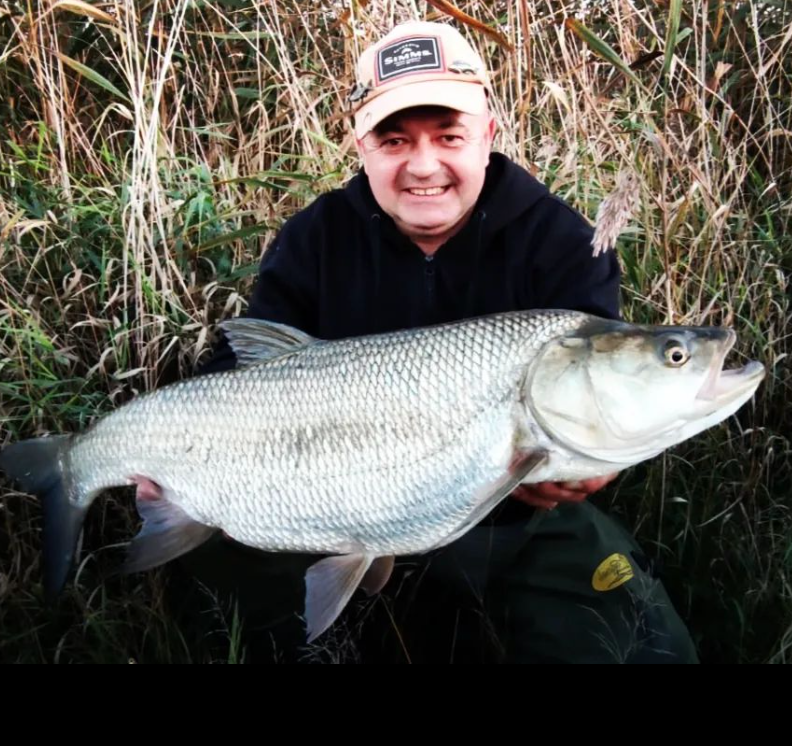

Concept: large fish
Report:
left=0, top=311, right=764, bottom=641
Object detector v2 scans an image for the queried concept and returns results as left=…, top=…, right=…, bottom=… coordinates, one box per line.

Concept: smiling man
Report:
left=196, top=21, right=698, bottom=664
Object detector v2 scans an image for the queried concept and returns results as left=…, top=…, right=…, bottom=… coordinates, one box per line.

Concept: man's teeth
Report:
left=408, top=187, right=447, bottom=196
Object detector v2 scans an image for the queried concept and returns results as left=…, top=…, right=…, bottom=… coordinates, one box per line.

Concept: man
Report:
left=191, top=21, right=697, bottom=663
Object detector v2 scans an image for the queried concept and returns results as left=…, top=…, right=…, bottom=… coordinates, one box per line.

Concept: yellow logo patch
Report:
left=592, top=553, right=635, bottom=592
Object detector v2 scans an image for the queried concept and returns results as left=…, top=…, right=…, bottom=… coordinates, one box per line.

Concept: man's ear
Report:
left=486, top=114, right=498, bottom=155
left=487, top=114, right=498, bottom=143
left=355, top=134, right=367, bottom=161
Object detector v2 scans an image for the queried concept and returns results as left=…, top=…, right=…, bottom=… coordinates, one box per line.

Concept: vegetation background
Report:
left=0, top=0, right=789, bottom=663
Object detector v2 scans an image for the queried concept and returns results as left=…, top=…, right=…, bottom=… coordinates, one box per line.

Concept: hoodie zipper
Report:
left=424, top=255, right=436, bottom=306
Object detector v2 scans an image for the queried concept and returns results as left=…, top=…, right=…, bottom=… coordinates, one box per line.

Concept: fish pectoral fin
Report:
left=509, top=447, right=551, bottom=483
left=436, top=447, right=551, bottom=550
left=470, top=447, right=550, bottom=514
left=360, top=555, right=395, bottom=596
left=304, top=553, right=374, bottom=643
left=122, top=485, right=218, bottom=574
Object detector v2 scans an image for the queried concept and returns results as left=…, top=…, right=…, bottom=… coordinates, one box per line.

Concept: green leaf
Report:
left=565, top=19, right=641, bottom=87
left=234, top=87, right=261, bottom=100
left=57, top=53, right=130, bottom=102
left=662, top=0, right=684, bottom=78
left=196, top=224, right=270, bottom=252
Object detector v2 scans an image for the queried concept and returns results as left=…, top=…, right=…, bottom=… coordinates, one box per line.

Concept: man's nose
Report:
left=405, top=141, right=441, bottom=180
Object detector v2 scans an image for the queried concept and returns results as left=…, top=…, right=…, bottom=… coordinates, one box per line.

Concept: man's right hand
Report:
left=512, top=474, right=619, bottom=510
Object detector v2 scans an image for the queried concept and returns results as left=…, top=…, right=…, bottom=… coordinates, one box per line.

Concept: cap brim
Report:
left=353, top=80, right=488, bottom=138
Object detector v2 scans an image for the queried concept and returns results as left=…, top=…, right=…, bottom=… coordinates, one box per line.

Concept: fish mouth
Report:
left=696, top=330, right=765, bottom=403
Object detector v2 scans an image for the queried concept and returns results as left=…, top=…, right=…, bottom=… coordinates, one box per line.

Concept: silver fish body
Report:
left=69, top=310, right=589, bottom=556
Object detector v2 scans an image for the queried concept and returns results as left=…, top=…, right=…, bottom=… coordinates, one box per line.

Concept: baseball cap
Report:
left=349, top=21, right=490, bottom=138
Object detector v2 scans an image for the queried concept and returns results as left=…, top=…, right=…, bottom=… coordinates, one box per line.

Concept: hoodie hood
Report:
left=342, top=153, right=554, bottom=326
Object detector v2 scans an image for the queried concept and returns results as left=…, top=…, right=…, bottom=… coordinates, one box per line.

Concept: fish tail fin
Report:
left=0, top=435, right=89, bottom=599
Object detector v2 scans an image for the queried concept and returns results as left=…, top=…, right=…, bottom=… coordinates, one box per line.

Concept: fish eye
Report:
left=663, top=339, right=690, bottom=367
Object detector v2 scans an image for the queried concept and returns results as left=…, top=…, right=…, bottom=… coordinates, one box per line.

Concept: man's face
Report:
left=356, top=107, right=496, bottom=251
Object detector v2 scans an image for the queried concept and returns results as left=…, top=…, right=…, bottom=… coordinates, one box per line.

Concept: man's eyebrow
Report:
left=437, top=119, right=469, bottom=131
left=376, top=119, right=470, bottom=137
left=376, top=123, right=406, bottom=136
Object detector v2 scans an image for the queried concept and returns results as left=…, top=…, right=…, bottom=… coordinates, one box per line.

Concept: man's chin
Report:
left=396, top=214, right=465, bottom=239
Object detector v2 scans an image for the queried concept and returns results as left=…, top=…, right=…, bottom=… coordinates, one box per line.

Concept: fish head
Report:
left=524, top=319, right=765, bottom=465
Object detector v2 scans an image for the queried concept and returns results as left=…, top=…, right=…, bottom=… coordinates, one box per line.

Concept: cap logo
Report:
left=376, top=36, right=444, bottom=84
left=348, top=82, right=373, bottom=104
left=449, top=60, right=479, bottom=75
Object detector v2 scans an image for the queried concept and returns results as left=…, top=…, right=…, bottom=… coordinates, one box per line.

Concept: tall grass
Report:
left=0, top=0, right=789, bottom=663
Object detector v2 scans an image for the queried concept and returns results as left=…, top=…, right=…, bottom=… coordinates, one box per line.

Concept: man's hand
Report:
left=512, top=474, right=619, bottom=510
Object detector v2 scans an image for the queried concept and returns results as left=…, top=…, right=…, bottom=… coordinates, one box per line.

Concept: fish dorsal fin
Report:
left=219, top=319, right=318, bottom=367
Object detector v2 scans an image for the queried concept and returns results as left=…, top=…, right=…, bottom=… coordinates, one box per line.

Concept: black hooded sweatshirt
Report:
left=201, top=152, right=620, bottom=374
